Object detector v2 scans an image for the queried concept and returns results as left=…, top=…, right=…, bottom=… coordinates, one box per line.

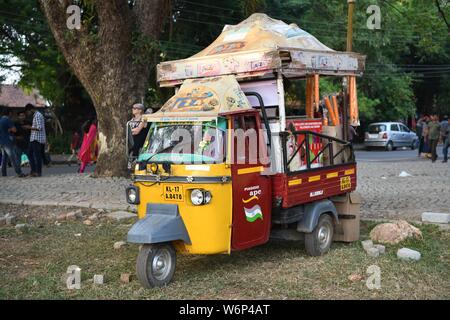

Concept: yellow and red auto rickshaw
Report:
left=125, top=14, right=365, bottom=288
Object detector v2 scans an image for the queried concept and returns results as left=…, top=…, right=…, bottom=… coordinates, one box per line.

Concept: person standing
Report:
left=428, top=114, right=441, bottom=163
left=347, top=124, right=358, bottom=144
left=416, top=115, right=425, bottom=156
left=442, top=117, right=450, bottom=163
left=128, top=103, right=149, bottom=158
left=441, top=115, right=448, bottom=158
left=13, top=110, right=32, bottom=165
left=0, top=108, right=25, bottom=177
left=421, top=116, right=430, bottom=158
left=27, top=104, right=47, bottom=177
left=67, top=130, right=81, bottom=165
left=78, top=117, right=98, bottom=173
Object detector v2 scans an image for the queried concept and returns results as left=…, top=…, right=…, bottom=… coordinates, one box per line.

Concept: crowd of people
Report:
left=0, top=104, right=48, bottom=177
left=3, top=101, right=446, bottom=179
left=416, top=114, right=449, bottom=163
left=1, top=101, right=152, bottom=178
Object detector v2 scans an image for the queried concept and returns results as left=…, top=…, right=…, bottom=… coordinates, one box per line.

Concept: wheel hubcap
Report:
left=318, top=225, right=331, bottom=249
left=151, top=248, right=172, bottom=281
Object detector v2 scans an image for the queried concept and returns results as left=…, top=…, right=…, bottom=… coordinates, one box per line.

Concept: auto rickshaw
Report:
left=125, top=14, right=365, bottom=288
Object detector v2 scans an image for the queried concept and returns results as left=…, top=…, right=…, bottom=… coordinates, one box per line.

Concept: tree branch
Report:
left=95, top=0, right=133, bottom=49
left=38, top=0, right=98, bottom=71
left=435, top=0, right=450, bottom=33
left=133, top=0, right=171, bottom=39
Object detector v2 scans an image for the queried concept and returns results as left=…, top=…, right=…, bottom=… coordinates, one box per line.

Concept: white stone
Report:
left=366, top=247, right=380, bottom=257
left=374, top=244, right=385, bottom=254
left=114, top=241, right=127, bottom=250
left=422, top=212, right=450, bottom=224
left=106, top=211, right=136, bottom=222
left=15, top=224, right=29, bottom=232
left=397, top=248, right=421, bottom=261
left=361, top=240, right=374, bottom=251
left=5, top=215, right=16, bottom=225
left=93, top=274, right=104, bottom=285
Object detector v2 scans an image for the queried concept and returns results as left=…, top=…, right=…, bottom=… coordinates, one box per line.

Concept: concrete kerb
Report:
left=0, top=199, right=24, bottom=206
left=0, top=199, right=133, bottom=213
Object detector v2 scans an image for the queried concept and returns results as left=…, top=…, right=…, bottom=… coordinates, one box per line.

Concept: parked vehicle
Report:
left=124, top=14, right=366, bottom=288
left=364, top=122, right=418, bottom=151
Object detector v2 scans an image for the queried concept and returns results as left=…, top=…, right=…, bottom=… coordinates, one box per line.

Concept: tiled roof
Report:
left=0, top=84, right=46, bottom=108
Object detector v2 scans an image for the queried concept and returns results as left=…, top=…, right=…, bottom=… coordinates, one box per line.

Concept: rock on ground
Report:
left=370, top=220, right=422, bottom=245
left=374, top=244, right=386, bottom=254
left=422, top=212, right=450, bottom=224
left=114, top=241, right=127, bottom=250
left=361, top=240, right=374, bottom=251
left=120, top=273, right=132, bottom=284
left=366, top=247, right=380, bottom=258
left=93, top=274, right=104, bottom=285
left=348, top=274, right=363, bottom=282
left=5, top=214, right=16, bottom=225
left=397, top=248, right=421, bottom=261
left=66, top=209, right=83, bottom=220
left=15, top=223, right=29, bottom=233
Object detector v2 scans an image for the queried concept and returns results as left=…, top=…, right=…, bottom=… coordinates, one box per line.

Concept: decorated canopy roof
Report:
left=157, top=13, right=366, bottom=87
left=143, top=75, right=252, bottom=121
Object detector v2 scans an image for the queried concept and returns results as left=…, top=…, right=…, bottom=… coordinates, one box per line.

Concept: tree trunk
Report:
left=39, top=0, right=170, bottom=177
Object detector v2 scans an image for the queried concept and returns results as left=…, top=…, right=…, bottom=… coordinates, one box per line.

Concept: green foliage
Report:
left=47, top=133, right=71, bottom=154
left=1, top=0, right=449, bottom=132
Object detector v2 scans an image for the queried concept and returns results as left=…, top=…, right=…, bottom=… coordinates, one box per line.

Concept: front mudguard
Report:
left=127, top=203, right=191, bottom=245
left=296, top=200, right=338, bottom=233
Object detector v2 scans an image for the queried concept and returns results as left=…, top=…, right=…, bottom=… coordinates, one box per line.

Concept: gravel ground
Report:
left=357, top=161, right=449, bottom=220
left=0, top=160, right=448, bottom=220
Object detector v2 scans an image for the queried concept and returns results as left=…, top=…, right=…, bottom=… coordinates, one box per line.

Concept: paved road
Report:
left=1, top=157, right=449, bottom=220
left=355, top=146, right=445, bottom=162
left=2, top=145, right=446, bottom=177
left=2, top=163, right=94, bottom=176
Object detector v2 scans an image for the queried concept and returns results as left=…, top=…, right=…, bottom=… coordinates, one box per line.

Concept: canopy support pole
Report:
left=277, top=72, right=286, bottom=131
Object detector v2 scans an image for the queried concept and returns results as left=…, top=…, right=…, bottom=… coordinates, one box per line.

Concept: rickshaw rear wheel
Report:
left=136, top=243, right=176, bottom=288
left=304, top=214, right=334, bottom=256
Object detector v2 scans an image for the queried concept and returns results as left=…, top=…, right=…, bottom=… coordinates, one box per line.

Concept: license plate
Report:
left=164, top=185, right=184, bottom=202
left=340, top=176, right=352, bottom=191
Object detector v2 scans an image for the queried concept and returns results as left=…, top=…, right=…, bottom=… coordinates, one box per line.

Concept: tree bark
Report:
left=39, top=0, right=170, bottom=176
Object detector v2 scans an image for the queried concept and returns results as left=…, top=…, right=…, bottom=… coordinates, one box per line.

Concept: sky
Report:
left=0, top=55, right=22, bottom=84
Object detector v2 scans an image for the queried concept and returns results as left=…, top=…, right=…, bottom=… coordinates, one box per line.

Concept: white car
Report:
left=364, top=122, right=418, bottom=151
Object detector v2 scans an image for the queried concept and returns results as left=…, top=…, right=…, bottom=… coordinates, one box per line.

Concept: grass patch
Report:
left=0, top=217, right=449, bottom=299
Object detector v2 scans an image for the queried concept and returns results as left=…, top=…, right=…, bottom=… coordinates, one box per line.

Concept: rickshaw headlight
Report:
left=190, top=189, right=212, bottom=205
left=190, top=189, right=204, bottom=206
left=128, top=191, right=136, bottom=203
left=126, top=186, right=140, bottom=204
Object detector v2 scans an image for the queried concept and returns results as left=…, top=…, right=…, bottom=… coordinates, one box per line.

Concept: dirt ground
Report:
left=0, top=203, right=449, bottom=300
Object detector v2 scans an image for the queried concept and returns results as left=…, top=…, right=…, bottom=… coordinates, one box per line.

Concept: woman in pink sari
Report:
left=78, top=118, right=98, bottom=173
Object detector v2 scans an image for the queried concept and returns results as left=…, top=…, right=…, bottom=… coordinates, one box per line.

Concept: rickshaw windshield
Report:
left=138, top=118, right=227, bottom=164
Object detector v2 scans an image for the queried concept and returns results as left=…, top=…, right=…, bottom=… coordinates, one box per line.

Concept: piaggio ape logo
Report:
left=242, top=186, right=263, bottom=222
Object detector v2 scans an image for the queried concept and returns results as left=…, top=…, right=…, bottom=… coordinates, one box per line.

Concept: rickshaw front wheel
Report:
left=136, top=243, right=176, bottom=288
